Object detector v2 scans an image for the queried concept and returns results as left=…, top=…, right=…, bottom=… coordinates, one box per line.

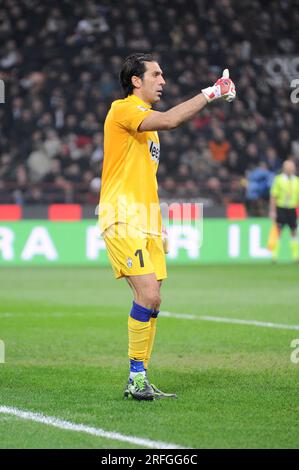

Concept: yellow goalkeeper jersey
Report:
left=99, top=94, right=162, bottom=235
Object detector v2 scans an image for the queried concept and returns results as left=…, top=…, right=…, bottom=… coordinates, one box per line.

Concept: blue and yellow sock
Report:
left=144, top=310, right=159, bottom=370
left=128, top=301, right=152, bottom=381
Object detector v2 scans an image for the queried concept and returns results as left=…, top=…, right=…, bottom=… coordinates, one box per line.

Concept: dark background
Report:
left=0, top=0, right=298, bottom=215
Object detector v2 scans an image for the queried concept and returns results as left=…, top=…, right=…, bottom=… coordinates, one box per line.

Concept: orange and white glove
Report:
left=201, top=69, right=236, bottom=103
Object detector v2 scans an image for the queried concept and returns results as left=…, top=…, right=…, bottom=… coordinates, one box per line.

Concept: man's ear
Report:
left=131, top=75, right=142, bottom=89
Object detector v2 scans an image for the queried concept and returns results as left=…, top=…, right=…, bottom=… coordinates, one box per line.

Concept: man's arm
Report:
left=139, top=93, right=208, bottom=131
left=139, top=68, right=236, bottom=132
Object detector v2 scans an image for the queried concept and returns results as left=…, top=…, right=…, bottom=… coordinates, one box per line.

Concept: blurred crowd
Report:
left=0, top=0, right=299, bottom=213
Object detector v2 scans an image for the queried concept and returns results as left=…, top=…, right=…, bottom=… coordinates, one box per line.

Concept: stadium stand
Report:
left=0, top=0, right=299, bottom=215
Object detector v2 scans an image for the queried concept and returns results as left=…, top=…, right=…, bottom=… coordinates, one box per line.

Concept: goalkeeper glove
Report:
left=201, top=69, right=236, bottom=103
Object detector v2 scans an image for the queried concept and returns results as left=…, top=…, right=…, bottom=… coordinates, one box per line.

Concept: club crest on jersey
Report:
left=148, top=140, right=160, bottom=163
left=126, top=257, right=133, bottom=268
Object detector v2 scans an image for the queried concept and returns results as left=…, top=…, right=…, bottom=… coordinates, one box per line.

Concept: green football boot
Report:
left=126, top=373, right=155, bottom=401
left=146, top=370, right=178, bottom=399
left=124, top=373, right=178, bottom=399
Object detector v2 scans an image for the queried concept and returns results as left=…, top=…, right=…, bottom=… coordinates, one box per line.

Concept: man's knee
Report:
left=127, top=274, right=162, bottom=311
left=141, top=290, right=161, bottom=310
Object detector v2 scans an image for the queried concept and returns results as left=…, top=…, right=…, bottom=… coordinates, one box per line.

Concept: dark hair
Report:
left=120, top=53, right=154, bottom=96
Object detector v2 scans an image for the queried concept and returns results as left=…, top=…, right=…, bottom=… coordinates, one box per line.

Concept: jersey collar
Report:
left=128, top=94, right=152, bottom=109
left=282, top=173, right=295, bottom=180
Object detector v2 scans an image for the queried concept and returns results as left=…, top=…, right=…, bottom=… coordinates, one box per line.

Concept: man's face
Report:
left=133, top=61, right=165, bottom=104
left=283, top=161, right=296, bottom=176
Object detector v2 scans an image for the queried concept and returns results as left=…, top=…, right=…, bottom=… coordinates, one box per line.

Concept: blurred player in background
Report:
left=99, top=53, right=236, bottom=400
left=269, top=160, right=299, bottom=262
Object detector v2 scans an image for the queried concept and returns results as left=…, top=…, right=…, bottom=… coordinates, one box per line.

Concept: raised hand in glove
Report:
left=201, top=69, right=236, bottom=103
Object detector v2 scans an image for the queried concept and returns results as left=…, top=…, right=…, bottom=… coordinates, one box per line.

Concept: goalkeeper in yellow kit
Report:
left=99, top=53, right=236, bottom=400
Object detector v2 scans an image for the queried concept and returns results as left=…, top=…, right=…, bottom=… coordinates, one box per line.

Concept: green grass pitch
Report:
left=0, top=265, right=298, bottom=449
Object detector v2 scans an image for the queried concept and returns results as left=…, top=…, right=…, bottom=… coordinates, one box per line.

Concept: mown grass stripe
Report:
left=2, top=310, right=299, bottom=331
left=0, top=406, right=184, bottom=449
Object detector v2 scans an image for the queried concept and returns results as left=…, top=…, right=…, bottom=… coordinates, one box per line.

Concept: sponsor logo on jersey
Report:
left=148, top=140, right=160, bottom=163
left=137, top=105, right=149, bottom=112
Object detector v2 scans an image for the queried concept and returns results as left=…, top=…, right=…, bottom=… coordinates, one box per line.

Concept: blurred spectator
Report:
left=262, top=147, right=281, bottom=173
left=275, top=130, right=292, bottom=161
left=27, top=144, right=52, bottom=182
left=245, top=162, right=275, bottom=216
left=208, top=129, right=230, bottom=163
left=0, top=0, right=298, bottom=207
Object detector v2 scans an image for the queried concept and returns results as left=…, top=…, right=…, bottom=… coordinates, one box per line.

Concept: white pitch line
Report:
left=160, top=311, right=197, bottom=320
left=199, top=316, right=299, bottom=331
left=160, top=311, right=299, bottom=331
left=0, top=406, right=184, bottom=449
